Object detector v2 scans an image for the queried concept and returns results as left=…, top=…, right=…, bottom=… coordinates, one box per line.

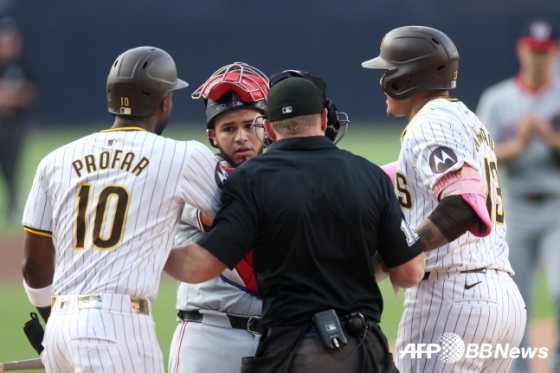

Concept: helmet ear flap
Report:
left=383, top=75, right=413, bottom=99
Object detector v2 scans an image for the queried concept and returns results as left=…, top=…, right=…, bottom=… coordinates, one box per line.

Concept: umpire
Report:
left=165, top=73, right=426, bottom=373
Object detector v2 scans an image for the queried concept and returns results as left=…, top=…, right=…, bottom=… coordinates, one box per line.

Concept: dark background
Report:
left=7, top=0, right=560, bottom=126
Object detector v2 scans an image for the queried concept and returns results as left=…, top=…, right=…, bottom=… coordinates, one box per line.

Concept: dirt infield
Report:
left=2, top=236, right=556, bottom=372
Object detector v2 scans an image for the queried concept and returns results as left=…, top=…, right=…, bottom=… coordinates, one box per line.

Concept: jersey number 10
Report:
left=74, top=183, right=130, bottom=250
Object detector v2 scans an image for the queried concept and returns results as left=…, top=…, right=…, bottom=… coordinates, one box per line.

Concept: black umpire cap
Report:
left=266, top=77, right=324, bottom=122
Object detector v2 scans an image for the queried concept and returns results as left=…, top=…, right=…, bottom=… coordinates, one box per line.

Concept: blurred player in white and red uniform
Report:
left=477, top=17, right=560, bottom=373
left=21, top=47, right=223, bottom=373
left=168, top=63, right=268, bottom=373
left=363, top=26, right=526, bottom=372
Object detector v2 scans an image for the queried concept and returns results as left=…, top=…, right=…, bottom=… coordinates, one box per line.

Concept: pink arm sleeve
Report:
left=433, top=164, right=492, bottom=237
left=380, top=161, right=397, bottom=185
left=461, top=193, right=492, bottom=237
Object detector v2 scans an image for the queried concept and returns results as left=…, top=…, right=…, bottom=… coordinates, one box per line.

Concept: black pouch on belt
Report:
left=23, top=312, right=44, bottom=354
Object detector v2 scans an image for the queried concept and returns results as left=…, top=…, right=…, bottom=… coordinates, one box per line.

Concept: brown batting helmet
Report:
left=362, top=26, right=459, bottom=100
left=107, top=46, right=188, bottom=117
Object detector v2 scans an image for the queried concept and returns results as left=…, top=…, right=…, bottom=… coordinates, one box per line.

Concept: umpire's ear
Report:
left=263, top=120, right=278, bottom=141
left=320, top=108, right=328, bottom=132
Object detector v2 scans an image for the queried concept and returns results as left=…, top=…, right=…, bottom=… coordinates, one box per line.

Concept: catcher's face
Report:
left=209, top=108, right=264, bottom=166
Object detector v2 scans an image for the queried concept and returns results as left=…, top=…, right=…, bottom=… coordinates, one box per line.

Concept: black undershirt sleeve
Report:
left=427, top=195, right=479, bottom=242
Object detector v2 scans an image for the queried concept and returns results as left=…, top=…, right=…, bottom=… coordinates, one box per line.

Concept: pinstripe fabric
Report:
left=397, top=99, right=512, bottom=274
left=44, top=295, right=163, bottom=373
left=22, top=128, right=222, bottom=373
left=23, top=129, right=221, bottom=299
left=396, top=271, right=526, bottom=373
left=395, top=99, right=526, bottom=372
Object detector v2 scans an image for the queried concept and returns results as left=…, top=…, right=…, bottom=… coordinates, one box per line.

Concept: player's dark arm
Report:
left=165, top=243, right=226, bottom=284
left=22, top=231, right=55, bottom=323
left=416, top=195, right=479, bottom=252
left=418, top=164, right=493, bottom=251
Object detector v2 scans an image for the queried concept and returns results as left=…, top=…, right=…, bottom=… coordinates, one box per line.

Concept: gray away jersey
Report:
left=476, top=75, right=560, bottom=196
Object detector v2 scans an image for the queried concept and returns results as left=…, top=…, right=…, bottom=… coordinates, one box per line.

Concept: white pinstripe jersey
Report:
left=22, top=127, right=223, bottom=301
left=396, top=98, right=513, bottom=273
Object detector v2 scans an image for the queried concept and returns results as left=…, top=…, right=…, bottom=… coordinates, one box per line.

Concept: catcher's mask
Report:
left=192, top=62, right=269, bottom=148
left=362, top=26, right=459, bottom=100
left=251, top=70, right=349, bottom=147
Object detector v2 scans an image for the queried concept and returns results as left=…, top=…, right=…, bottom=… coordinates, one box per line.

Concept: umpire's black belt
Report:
left=422, top=268, right=498, bottom=281
left=177, top=310, right=264, bottom=335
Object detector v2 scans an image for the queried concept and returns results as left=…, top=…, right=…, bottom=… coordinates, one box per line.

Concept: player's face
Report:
left=385, top=94, right=408, bottom=118
left=0, top=31, right=20, bottom=63
left=209, top=108, right=264, bottom=166
left=517, top=44, right=558, bottom=81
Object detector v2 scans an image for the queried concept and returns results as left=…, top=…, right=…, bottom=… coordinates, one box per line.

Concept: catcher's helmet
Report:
left=362, top=26, right=459, bottom=100
left=107, top=46, right=188, bottom=117
left=192, top=62, right=268, bottom=129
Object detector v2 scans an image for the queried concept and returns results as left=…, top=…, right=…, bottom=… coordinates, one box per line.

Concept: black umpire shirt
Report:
left=198, top=136, right=425, bottom=327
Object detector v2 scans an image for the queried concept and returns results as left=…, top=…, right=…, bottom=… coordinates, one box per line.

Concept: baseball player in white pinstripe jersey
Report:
left=21, top=46, right=224, bottom=373
left=363, top=26, right=526, bottom=372
left=168, top=62, right=268, bottom=373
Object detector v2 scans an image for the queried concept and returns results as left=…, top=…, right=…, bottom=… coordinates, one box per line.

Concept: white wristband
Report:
left=23, top=279, right=52, bottom=308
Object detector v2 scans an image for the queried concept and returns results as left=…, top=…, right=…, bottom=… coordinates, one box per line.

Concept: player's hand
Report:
left=372, top=252, right=389, bottom=283
left=532, top=117, right=560, bottom=151
left=516, top=116, right=536, bottom=144
left=200, top=212, right=214, bottom=228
